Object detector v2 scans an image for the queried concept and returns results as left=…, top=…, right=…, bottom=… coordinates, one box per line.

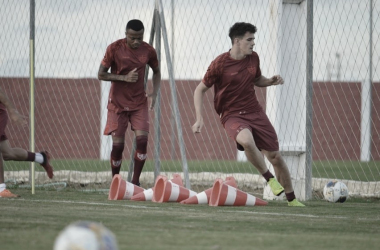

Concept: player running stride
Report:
left=0, top=86, right=54, bottom=198
left=98, top=19, right=161, bottom=186
left=192, top=22, right=304, bottom=206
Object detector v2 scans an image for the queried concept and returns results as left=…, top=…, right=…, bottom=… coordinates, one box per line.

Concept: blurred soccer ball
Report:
left=323, top=180, right=349, bottom=203
left=54, top=221, right=118, bottom=250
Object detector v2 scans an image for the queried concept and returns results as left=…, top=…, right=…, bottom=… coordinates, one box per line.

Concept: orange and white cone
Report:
left=209, top=178, right=268, bottom=206
left=170, top=173, right=184, bottom=187
left=152, top=175, right=197, bottom=203
left=130, top=188, right=154, bottom=201
left=108, top=174, right=145, bottom=200
left=131, top=173, right=184, bottom=202
left=180, top=176, right=238, bottom=205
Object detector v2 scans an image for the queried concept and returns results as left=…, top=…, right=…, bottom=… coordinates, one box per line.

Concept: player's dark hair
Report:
left=126, top=19, right=144, bottom=31
left=228, top=22, right=257, bottom=44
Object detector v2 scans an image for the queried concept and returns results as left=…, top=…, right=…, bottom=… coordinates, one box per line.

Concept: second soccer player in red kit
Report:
left=98, top=19, right=161, bottom=186
left=0, top=86, right=54, bottom=198
left=192, top=22, right=304, bottom=206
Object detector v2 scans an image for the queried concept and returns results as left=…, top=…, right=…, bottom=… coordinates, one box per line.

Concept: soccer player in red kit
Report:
left=98, top=19, right=161, bottom=186
left=0, top=87, right=53, bottom=198
left=192, top=22, right=304, bottom=206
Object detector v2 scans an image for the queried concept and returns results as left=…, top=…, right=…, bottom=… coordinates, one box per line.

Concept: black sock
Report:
left=286, top=191, right=296, bottom=202
left=262, top=170, right=275, bottom=182
left=111, top=166, right=121, bottom=176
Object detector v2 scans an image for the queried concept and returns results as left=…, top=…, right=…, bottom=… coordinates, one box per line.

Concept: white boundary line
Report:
left=15, top=198, right=159, bottom=209
left=12, top=198, right=353, bottom=220
left=223, top=210, right=348, bottom=219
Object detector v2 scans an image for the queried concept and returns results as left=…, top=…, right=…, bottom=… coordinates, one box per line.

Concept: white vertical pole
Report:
left=263, top=0, right=282, bottom=201
left=154, top=5, right=162, bottom=180
left=29, top=0, right=36, bottom=194
left=100, top=83, right=112, bottom=160
left=237, top=150, right=247, bottom=162
left=305, top=0, right=314, bottom=201
left=157, top=0, right=190, bottom=189
left=265, top=0, right=282, bottom=125
left=263, top=0, right=310, bottom=201
left=360, top=0, right=373, bottom=162
left=170, top=0, right=176, bottom=159
left=361, top=79, right=371, bottom=161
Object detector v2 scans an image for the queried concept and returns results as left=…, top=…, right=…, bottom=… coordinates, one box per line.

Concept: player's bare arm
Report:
left=97, top=64, right=138, bottom=82
left=0, top=87, right=27, bottom=127
left=192, top=81, right=209, bottom=133
left=254, top=75, right=284, bottom=87
left=148, top=67, right=161, bottom=110
left=0, top=87, right=16, bottom=110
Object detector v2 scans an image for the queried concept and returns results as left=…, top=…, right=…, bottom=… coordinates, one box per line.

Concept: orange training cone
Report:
left=130, top=188, right=154, bottom=201
left=180, top=176, right=238, bottom=205
left=108, top=174, right=145, bottom=200
left=131, top=173, right=184, bottom=201
left=108, top=174, right=121, bottom=200
left=152, top=175, right=197, bottom=203
left=209, top=178, right=268, bottom=206
left=170, top=173, right=184, bottom=187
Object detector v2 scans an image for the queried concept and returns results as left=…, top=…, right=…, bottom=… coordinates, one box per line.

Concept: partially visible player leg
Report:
left=236, top=128, right=268, bottom=174
left=0, top=151, right=19, bottom=197
left=0, top=111, right=27, bottom=196
left=0, top=140, right=53, bottom=179
left=262, top=150, right=305, bottom=206
left=236, top=129, right=284, bottom=196
left=129, top=103, right=150, bottom=186
left=0, top=140, right=28, bottom=161
left=104, top=110, right=128, bottom=177
left=0, top=153, right=19, bottom=198
left=39, top=151, right=54, bottom=179
left=262, top=150, right=293, bottom=193
left=0, top=152, right=4, bottom=184
left=131, top=131, right=148, bottom=186
left=0, top=111, right=21, bottom=197
left=110, top=136, right=124, bottom=177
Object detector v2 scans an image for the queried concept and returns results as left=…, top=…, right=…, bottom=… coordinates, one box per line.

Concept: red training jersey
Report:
left=202, top=51, right=263, bottom=123
left=101, top=39, right=159, bottom=113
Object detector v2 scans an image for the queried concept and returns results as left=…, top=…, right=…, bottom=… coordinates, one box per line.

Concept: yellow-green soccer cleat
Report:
left=268, top=178, right=285, bottom=196
left=288, top=199, right=305, bottom=207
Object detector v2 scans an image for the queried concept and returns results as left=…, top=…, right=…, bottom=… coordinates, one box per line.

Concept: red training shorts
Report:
left=223, top=110, right=279, bottom=151
left=103, top=103, right=150, bottom=137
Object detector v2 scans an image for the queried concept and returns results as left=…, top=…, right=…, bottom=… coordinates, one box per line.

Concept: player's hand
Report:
left=8, top=109, right=27, bottom=127
left=125, top=68, right=138, bottom=82
left=271, top=75, right=284, bottom=86
left=148, top=93, right=157, bottom=111
left=192, top=120, right=204, bottom=133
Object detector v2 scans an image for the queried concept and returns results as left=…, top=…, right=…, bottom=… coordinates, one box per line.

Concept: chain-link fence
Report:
left=0, top=0, right=379, bottom=199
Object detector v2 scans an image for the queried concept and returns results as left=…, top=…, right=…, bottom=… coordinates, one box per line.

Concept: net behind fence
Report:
left=0, top=0, right=379, bottom=199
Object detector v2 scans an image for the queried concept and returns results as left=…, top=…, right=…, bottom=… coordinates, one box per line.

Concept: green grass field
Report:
left=1, top=189, right=379, bottom=250
left=6, top=160, right=380, bottom=181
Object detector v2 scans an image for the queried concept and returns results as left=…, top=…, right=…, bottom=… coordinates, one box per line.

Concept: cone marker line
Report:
left=169, top=183, right=180, bottom=201
left=224, top=185, right=235, bottom=205
left=246, top=195, right=256, bottom=206
left=196, top=191, right=208, bottom=204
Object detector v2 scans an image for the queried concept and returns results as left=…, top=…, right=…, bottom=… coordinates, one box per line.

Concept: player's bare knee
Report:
left=267, top=151, right=283, bottom=165
left=238, top=139, right=255, bottom=151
